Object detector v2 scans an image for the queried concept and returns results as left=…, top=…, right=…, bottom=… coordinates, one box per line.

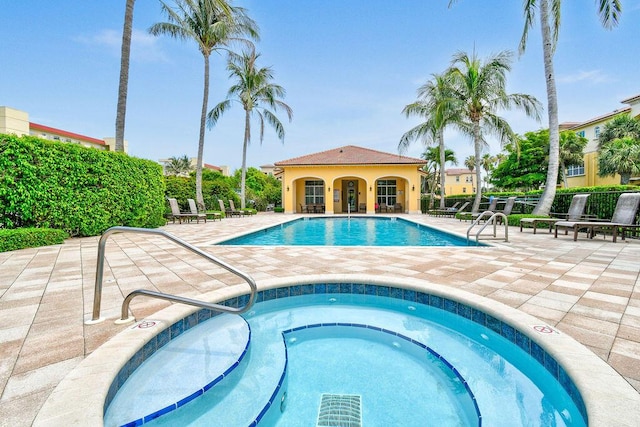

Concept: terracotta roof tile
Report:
left=274, top=145, right=425, bottom=166
left=446, top=168, right=474, bottom=175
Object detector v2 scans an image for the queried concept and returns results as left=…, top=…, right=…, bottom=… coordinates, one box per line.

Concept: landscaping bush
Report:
left=0, top=228, right=68, bottom=252
left=0, top=134, right=166, bottom=236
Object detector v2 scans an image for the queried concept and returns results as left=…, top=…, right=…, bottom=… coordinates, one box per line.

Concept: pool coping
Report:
left=33, top=274, right=640, bottom=426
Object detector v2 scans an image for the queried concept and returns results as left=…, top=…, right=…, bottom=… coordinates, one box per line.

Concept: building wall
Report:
left=445, top=170, right=475, bottom=196
left=280, top=164, right=422, bottom=214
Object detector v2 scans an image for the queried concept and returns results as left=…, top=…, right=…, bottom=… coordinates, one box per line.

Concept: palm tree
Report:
left=165, top=155, right=194, bottom=176
left=519, top=0, right=621, bottom=214
left=207, top=49, right=293, bottom=208
left=115, top=0, right=135, bottom=153
left=149, top=0, right=258, bottom=210
left=399, top=72, right=459, bottom=209
left=558, top=130, right=587, bottom=187
left=464, top=155, right=475, bottom=172
left=598, top=138, right=640, bottom=184
left=422, top=146, right=457, bottom=209
left=481, top=153, right=496, bottom=190
left=597, top=113, right=640, bottom=148
left=447, top=50, right=541, bottom=213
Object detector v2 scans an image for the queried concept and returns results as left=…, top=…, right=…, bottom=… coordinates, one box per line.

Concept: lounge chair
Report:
left=218, top=199, right=241, bottom=218
left=167, top=198, right=203, bottom=224
left=229, top=200, right=247, bottom=217
left=554, top=193, right=640, bottom=242
left=432, top=201, right=470, bottom=217
left=520, top=194, right=590, bottom=234
left=189, top=199, right=221, bottom=222
left=470, top=197, right=500, bottom=221
left=187, top=199, right=208, bottom=223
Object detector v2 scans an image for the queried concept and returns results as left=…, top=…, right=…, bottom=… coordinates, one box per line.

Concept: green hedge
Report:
left=164, top=169, right=239, bottom=213
left=0, top=228, right=68, bottom=252
left=0, top=134, right=166, bottom=236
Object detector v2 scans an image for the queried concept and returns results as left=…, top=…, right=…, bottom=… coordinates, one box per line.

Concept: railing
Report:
left=466, top=212, right=509, bottom=244
left=87, top=226, right=257, bottom=324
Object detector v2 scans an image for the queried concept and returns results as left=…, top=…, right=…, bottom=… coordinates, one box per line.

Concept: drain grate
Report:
left=316, top=393, right=362, bottom=427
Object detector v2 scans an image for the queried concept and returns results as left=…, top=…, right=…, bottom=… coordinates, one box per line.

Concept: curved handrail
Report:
left=466, top=212, right=509, bottom=244
left=88, top=226, right=257, bottom=323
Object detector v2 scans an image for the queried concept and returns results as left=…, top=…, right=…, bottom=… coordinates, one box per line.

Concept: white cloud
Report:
left=556, top=70, right=613, bottom=84
left=74, top=29, right=168, bottom=63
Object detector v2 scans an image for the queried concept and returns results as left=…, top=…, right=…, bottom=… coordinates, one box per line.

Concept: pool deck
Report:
left=1, top=213, right=640, bottom=426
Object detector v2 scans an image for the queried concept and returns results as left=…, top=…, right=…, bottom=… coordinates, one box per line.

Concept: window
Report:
left=305, top=180, right=324, bottom=204
left=462, top=187, right=467, bottom=193
left=465, top=176, right=473, bottom=183
left=577, top=130, right=586, bottom=138
left=376, top=179, right=397, bottom=206
left=594, top=126, right=600, bottom=138
left=566, top=163, right=585, bottom=177
left=456, top=176, right=460, bottom=182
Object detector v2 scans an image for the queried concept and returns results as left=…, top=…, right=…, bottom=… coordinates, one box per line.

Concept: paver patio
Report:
left=1, top=213, right=639, bottom=425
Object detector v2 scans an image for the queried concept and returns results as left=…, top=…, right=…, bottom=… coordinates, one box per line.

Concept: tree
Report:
left=464, top=155, right=475, bottom=172
left=480, top=153, right=497, bottom=190
left=421, top=146, right=457, bottom=209
left=597, top=113, right=640, bottom=148
left=447, top=50, right=541, bottom=212
left=149, top=0, right=258, bottom=210
left=115, top=0, right=135, bottom=153
left=491, top=130, right=549, bottom=191
left=558, top=130, right=587, bottom=187
left=207, top=49, right=292, bottom=208
left=164, top=155, right=194, bottom=176
left=399, top=72, right=459, bottom=209
left=519, top=0, right=621, bottom=214
left=598, top=138, right=640, bottom=184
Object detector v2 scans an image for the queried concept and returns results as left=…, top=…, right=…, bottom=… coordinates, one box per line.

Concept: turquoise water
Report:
left=219, top=217, right=480, bottom=246
left=108, top=293, right=584, bottom=426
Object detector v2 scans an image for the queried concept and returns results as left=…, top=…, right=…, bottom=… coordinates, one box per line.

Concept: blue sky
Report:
left=2, top=1, right=639, bottom=171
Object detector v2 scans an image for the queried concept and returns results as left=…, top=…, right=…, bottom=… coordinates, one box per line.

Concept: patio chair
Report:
left=167, top=198, right=200, bottom=224
left=218, top=199, right=240, bottom=218
left=520, top=194, right=590, bottom=234
left=358, top=203, right=366, bottom=213
left=187, top=199, right=208, bottom=223
left=229, top=200, right=247, bottom=217
left=433, top=201, right=471, bottom=218
left=379, top=203, right=387, bottom=213
left=393, top=203, right=402, bottom=213
left=554, top=193, right=640, bottom=242
left=470, top=197, right=499, bottom=221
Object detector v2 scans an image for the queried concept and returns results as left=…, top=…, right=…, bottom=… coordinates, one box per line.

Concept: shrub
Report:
left=0, top=134, right=166, bottom=236
left=274, top=206, right=285, bottom=213
left=0, top=228, right=68, bottom=252
left=506, top=214, right=550, bottom=228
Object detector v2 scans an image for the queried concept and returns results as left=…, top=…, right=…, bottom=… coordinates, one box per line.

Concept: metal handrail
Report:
left=88, top=226, right=257, bottom=324
left=466, top=212, right=509, bottom=244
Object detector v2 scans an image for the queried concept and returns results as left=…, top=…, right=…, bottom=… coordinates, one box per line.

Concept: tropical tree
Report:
left=518, top=0, right=621, bottom=214
left=598, top=138, right=640, bottom=184
left=207, top=49, right=292, bottom=208
left=399, top=72, right=459, bottom=209
left=447, top=50, right=541, bottom=212
left=149, top=0, right=258, bottom=209
left=491, top=130, right=549, bottom=191
left=164, top=155, right=194, bottom=176
left=115, top=0, right=136, bottom=153
left=597, top=113, right=640, bottom=148
left=480, top=153, right=496, bottom=190
left=464, top=155, right=475, bottom=172
left=421, top=146, right=457, bottom=209
left=558, top=130, right=587, bottom=187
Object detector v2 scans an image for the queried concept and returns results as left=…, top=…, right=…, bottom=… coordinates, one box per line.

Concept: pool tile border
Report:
left=105, top=283, right=587, bottom=425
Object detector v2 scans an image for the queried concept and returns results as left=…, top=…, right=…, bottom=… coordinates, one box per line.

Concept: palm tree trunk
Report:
left=532, top=0, right=559, bottom=215
left=241, top=110, right=251, bottom=209
left=195, top=53, right=210, bottom=211
left=115, top=0, right=135, bottom=153
left=561, top=162, right=569, bottom=188
left=438, top=129, right=446, bottom=209
left=472, top=122, right=483, bottom=213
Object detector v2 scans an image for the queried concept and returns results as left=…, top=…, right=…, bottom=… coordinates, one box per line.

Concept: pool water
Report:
left=105, top=293, right=584, bottom=426
left=218, top=217, right=479, bottom=246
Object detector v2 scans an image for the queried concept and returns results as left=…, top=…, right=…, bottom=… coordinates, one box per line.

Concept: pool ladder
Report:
left=466, top=212, right=509, bottom=244
left=86, top=226, right=257, bottom=324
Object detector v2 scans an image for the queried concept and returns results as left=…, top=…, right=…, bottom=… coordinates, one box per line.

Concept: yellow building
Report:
left=444, top=168, right=476, bottom=196
left=0, top=106, right=126, bottom=152
left=274, top=145, right=426, bottom=214
left=564, top=94, right=640, bottom=187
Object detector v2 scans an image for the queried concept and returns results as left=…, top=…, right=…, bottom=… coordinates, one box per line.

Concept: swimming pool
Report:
left=218, top=216, right=480, bottom=246
left=104, top=284, right=586, bottom=426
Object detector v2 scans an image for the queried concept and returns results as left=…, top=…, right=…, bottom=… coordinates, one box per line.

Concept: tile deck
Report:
left=1, top=213, right=640, bottom=426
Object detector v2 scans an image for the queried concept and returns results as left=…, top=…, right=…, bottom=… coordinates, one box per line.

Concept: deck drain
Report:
left=316, top=393, right=362, bottom=427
